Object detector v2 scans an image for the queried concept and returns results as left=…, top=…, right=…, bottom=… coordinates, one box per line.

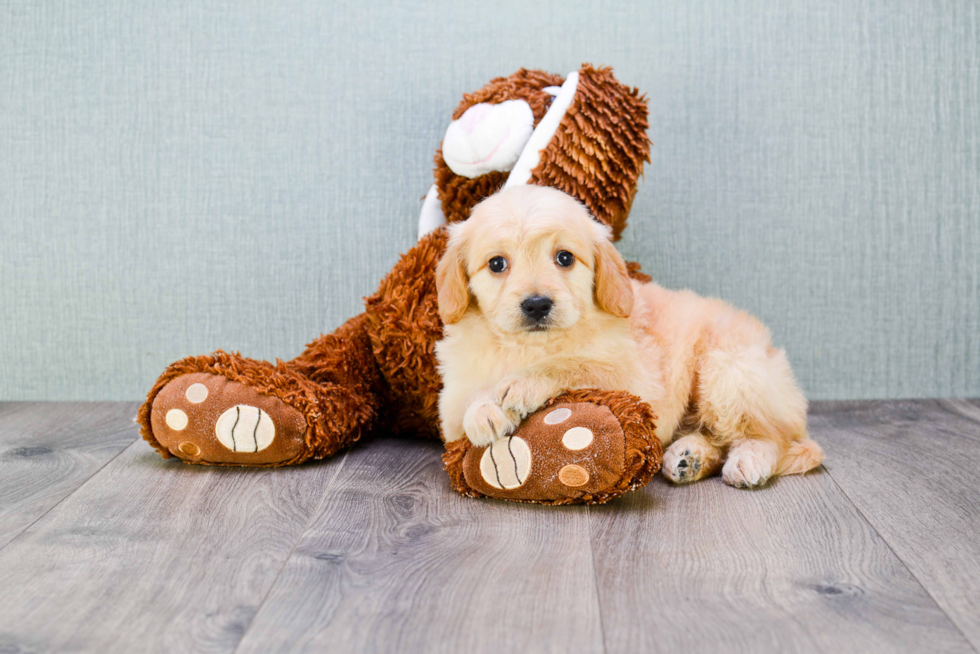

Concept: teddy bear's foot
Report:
left=147, top=372, right=310, bottom=466
left=443, top=390, right=662, bottom=505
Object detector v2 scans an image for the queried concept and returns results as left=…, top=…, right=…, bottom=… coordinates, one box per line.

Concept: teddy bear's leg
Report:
left=138, top=314, right=384, bottom=466
left=443, top=389, right=662, bottom=505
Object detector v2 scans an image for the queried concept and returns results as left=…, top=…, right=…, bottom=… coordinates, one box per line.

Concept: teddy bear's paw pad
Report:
left=213, top=405, right=276, bottom=452
left=461, top=402, right=625, bottom=501
left=480, top=437, right=532, bottom=489
left=150, top=373, right=308, bottom=465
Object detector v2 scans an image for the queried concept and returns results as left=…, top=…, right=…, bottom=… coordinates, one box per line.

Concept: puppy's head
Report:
left=436, top=185, right=633, bottom=333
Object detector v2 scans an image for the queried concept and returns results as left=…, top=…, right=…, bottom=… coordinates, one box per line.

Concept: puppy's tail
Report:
left=776, top=438, right=825, bottom=476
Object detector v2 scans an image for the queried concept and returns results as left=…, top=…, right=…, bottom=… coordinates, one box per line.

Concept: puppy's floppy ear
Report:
left=593, top=228, right=634, bottom=318
left=436, top=230, right=471, bottom=324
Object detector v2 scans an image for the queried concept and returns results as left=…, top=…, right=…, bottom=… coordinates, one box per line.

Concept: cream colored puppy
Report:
left=435, top=185, right=823, bottom=488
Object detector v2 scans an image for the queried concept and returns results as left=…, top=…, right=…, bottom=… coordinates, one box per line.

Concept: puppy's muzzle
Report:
left=521, top=295, right=553, bottom=324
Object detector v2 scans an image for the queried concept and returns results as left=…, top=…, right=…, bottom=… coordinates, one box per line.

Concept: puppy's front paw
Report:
left=494, top=375, right=552, bottom=418
left=722, top=442, right=777, bottom=489
left=463, top=399, right=519, bottom=447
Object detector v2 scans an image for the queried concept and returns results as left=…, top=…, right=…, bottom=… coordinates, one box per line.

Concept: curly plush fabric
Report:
left=364, top=229, right=448, bottom=439
left=434, top=69, right=564, bottom=225
left=434, top=65, right=650, bottom=240
left=140, top=314, right=382, bottom=466
left=137, top=64, right=658, bottom=504
left=530, top=65, right=651, bottom=241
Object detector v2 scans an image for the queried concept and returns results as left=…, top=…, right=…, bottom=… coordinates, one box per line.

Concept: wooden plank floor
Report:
left=0, top=401, right=978, bottom=653
left=0, top=403, right=136, bottom=550
left=810, top=399, right=980, bottom=650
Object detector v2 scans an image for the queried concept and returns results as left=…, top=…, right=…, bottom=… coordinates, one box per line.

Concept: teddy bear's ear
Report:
left=593, top=227, right=633, bottom=318
left=436, top=233, right=471, bottom=324
left=528, top=64, right=651, bottom=242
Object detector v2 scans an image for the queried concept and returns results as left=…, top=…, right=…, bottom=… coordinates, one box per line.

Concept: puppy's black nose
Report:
left=521, top=295, right=553, bottom=321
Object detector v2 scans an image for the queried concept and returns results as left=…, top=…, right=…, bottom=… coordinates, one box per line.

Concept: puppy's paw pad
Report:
left=663, top=445, right=703, bottom=483
left=463, top=400, right=517, bottom=447
left=722, top=448, right=774, bottom=489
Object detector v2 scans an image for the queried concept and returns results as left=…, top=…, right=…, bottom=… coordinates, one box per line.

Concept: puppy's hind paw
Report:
left=662, top=432, right=721, bottom=484
left=463, top=399, right=519, bottom=447
left=722, top=441, right=778, bottom=489
left=662, top=447, right=703, bottom=483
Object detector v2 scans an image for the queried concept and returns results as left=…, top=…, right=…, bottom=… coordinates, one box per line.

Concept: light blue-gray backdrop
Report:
left=1, top=0, right=978, bottom=401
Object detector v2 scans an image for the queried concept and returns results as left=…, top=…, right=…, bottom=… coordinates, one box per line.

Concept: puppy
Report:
left=435, top=185, right=823, bottom=488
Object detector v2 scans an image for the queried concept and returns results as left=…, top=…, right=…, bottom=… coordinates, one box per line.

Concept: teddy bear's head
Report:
left=426, top=64, right=650, bottom=242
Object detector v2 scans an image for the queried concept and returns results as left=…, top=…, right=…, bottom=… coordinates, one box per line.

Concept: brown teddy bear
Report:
left=138, top=64, right=662, bottom=504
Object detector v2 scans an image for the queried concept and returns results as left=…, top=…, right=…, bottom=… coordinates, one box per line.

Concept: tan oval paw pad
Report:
left=559, top=464, right=590, bottom=487
left=178, top=441, right=201, bottom=457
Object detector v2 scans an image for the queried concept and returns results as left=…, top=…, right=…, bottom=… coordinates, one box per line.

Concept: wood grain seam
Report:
left=0, top=433, right=138, bottom=555
left=231, top=451, right=352, bottom=654
left=821, top=462, right=980, bottom=653
left=585, top=504, right=610, bottom=654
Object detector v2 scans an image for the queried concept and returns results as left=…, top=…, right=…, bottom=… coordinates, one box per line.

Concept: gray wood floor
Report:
left=0, top=400, right=978, bottom=653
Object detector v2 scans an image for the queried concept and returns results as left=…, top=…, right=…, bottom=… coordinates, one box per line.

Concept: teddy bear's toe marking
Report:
left=561, top=426, right=593, bottom=450
left=459, top=401, right=632, bottom=502
left=178, top=441, right=201, bottom=457
left=185, top=383, right=209, bottom=403
left=214, top=405, right=275, bottom=453
left=150, top=372, right=310, bottom=465
left=544, top=407, right=572, bottom=424
left=480, top=436, right=532, bottom=490
left=165, top=409, right=188, bottom=431
left=559, top=464, right=590, bottom=487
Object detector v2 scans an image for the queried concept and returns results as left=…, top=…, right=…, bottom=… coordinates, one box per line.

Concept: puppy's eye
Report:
left=555, top=250, right=575, bottom=268
left=488, top=256, right=508, bottom=273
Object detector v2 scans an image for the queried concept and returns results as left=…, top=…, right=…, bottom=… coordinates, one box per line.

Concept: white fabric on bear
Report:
left=441, top=99, right=534, bottom=179
left=417, top=184, right=446, bottom=239
left=417, top=71, right=580, bottom=241
left=504, top=71, right=579, bottom=189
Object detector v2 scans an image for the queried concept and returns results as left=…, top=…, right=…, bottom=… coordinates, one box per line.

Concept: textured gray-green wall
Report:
left=1, top=0, right=978, bottom=401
